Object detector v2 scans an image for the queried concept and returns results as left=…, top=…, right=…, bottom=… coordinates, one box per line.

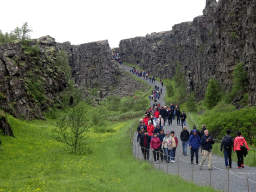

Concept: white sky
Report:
left=0, top=0, right=213, bottom=48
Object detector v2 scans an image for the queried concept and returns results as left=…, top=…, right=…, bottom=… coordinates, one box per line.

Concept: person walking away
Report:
left=162, top=132, right=173, bottom=163
left=221, top=129, right=233, bottom=169
left=176, top=107, right=181, bottom=125
left=170, top=131, right=178, bottom=162
left=140, top=131, right=151, bottom=160
left=167, top=109, right=173, bottom=125
left=199, top=130, right=215, bottom=170
left=189, top=129, right=201, bottom=164
left=154, top=108, right=160, bottom=118
left=160, top=88, right=163, bottom=94
left=160, top=106, right=168, bottom=125
left=233, top=131, right=249, bottom=168
left=150, top=133, right=162, bottom=163
left=143, top=114, right=149, bottom=126
left=158, top=129, right=165, bottom=161
left=147, top=121, right=155, bottom=138
left=180, top=126, right=189, bottom=156
left=138, top=127, right=145, bottom=143
left=170, top=104, right=175, bottom=120
left=180, top=111, right=187, bottom=128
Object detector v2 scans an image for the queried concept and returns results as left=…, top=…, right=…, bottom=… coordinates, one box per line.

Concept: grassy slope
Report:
left=0, top=115, right=218, bottom=192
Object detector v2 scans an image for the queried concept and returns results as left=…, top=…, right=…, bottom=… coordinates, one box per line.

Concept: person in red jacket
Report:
left=154, top=109, right=160, bottom=118
left=147, top=121, right=155, bottom=137
left=143, top=114, right=149, bottom=126
left=233, top=131, right=249, bottom=168
left=170, top=131, right=178, bottom=163
left=150, top=132, right=162, bottom=163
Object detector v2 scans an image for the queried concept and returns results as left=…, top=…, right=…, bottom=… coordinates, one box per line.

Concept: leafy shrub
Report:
left=204, top=79, right=221, bottom=109
left=187, top=91, right=197, bottom=112
left=202, top=104, right=256, bottom=145
left=231, top=62, right=248, bottom=97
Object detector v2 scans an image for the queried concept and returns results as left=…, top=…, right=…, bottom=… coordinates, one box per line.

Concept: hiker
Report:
left=158, top=129, right=165, bottom=161
left=180, top=126, right=190, bottom=156
left=190, top=125, right=201, bottom=138
left=154, top=108, right=160, bottom=118
left=160, top=106, right=168, bottom=125
left=157, top=115, right=164, bottom=129
left=200, top=125, right=206, bottom=138
left=167, top=109, right=173, bottom=125
left=180, top=111, right=187, bottom=128
left=170, top=131, right=178, bottom=162
left=189, top=129, right=201, bottom=164
left=140, top=131, right=151, bottom=160
left=147, top=121, right=155, bottom=138
left=154, top=125, right=161, bottom=135
left=162, top=132, right=173, bottom=163
left=138, top=127, right=145, bottom=143
left=233, top=131, right=249, bottom=169
left=170, top=104, right=175, bottom=120
left=137, top=121, right=146, bottom=142
left=199, top=130, right=215, bottom=170
left=160, top=88, right=163, bottom=94
left=143, top=114, right=149, bottom=126
left=175, top=106, right=181, bottom=125
left=220, top=129, right=233, bottom=169
left=150, top=132, right=162, bottom=163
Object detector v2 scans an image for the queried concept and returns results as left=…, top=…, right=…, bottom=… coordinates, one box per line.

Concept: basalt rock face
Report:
left=58, top=41, right=121, bottom=98
left=0, top=36, right=69, bottom=120
left=119, top=0, right=256, bottom=105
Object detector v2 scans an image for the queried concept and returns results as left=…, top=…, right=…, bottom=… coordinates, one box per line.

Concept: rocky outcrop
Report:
left=0, top=110, right=13, bottom=137
left=0, top=36, right=69, bottom=120
left=58, top=41, right=121, bottom=98
left=119, top=0, right=256, bottom=105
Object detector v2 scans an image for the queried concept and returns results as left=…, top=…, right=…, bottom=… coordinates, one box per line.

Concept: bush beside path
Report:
left=120, top=64, right=256, bottom=192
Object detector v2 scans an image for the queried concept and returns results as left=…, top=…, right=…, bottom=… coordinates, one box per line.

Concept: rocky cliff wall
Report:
left=58, top=40, right=122, bottom=98
left=119, top=0, right=256, bottom=105
left=0, top=36, right=69, bottom=120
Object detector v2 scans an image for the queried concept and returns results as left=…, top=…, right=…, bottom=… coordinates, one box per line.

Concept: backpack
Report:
left=223, top=136, right=232, bottom=150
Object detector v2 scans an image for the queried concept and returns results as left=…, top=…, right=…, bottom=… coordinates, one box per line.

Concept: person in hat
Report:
left=180, top=126, right=190, bottom=156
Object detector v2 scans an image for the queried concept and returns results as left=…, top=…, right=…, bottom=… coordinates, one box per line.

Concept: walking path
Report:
left=120, top=64, right=256, bottom=192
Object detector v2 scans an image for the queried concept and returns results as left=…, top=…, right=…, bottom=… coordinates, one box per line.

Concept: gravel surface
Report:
left=120, top=64, right=256, bottom=192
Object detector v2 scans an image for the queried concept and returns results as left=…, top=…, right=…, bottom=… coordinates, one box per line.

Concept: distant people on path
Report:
left=150, top=133, right=162, bottom=163
left=199, top=130, right=215, bottom=170
left=189, top=129, right=201, bottom=164
left=221, top=129, right=233, bottom=169
left=162, top=132, right=173, bottom=163
left=170, top=131, right=178, bottom=162
left=233, top=131, right=249, bottom=169
left=180, top=126, right=190, bottom=156
left=140, top=131, right=151, bottom=160
left=180, top=111, right=187, bottom=128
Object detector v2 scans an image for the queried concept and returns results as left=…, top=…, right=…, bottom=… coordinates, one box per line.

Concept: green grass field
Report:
left=0, top=115, right=219, bottom=192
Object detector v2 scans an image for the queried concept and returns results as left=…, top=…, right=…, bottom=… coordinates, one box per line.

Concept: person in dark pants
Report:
left=180, top=111, right=187, bottom=128
left=170, top=104, right=175, bottom=120
left=158, top=129, right=165, bottom=161
left=137, top=122, right=147, bottom=142
left=150, top=133, right=161, bottom=163
left=189, top=129, right=201, bottom=164
left=176, top=108, right=181, bottom=125
left=167, top=109, right=173, bottom=125
left=140, top=131, right=151, bottom=160
left=221, top=129, right=233, bottom=169
left=233, top=131, right=249, bottom=169
left=180, top=126, right=190, bottom=156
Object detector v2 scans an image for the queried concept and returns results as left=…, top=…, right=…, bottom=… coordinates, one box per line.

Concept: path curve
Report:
left=120, top=64, right=256, bottom=192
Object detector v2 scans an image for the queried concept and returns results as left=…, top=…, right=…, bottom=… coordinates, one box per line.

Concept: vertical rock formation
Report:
left=58, top=40, right=121, bottom=97
left=119, top=0, right=256, bottom=105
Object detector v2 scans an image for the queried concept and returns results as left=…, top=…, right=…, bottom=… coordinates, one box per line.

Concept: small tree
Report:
left=187, top=91, right=197, bottom=112
left=205, top=79, right=221, bottom=109
left=231, top=62, right=248, bottom=97
left=53, top=103, right=89, bottom=154
left=12, top=22, right=32, bottom=40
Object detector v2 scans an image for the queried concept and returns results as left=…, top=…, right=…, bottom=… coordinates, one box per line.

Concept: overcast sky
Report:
left=1, top=0, right=214, bottom=48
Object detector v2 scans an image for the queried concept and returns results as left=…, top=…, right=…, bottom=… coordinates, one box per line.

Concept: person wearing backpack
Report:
left=221, top=130, right=234, bottom=169
left=233, top=131, right=249, bottom=169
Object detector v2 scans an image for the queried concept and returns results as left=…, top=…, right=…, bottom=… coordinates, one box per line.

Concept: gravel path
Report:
left=120, top=64, right=256, bottom=192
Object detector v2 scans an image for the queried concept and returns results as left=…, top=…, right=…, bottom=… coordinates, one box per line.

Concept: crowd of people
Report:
left=137, top=104, right=250, bottom=170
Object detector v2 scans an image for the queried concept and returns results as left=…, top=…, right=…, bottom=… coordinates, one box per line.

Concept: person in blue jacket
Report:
left=189, top=129, right=201, bottom=164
